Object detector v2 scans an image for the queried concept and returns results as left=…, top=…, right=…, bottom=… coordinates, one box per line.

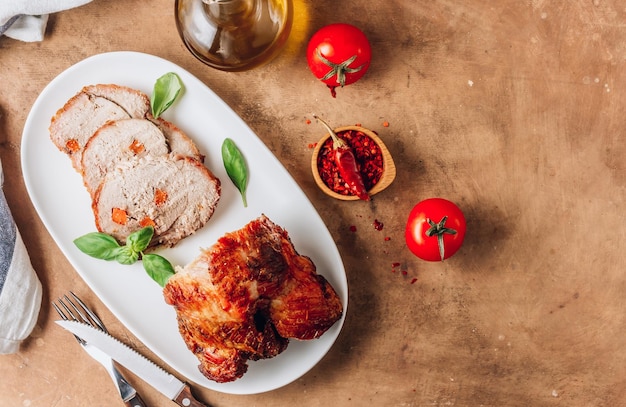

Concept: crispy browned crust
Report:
left=163, top=215, right=343, bottom=383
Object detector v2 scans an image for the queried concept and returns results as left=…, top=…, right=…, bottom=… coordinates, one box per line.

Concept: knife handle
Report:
left=125, top=392, right=148, bottom=407
left=175, top=383, right=210, bottom=407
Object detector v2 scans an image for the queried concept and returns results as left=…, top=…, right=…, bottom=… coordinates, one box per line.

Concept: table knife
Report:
left=56, top=320, right=210, bottom=407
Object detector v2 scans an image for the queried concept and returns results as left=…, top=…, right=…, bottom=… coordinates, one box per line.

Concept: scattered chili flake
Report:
left=317, top=129, right=384, bottom=197
left=373, top=219, right=384, bottom=231
left=111, top=207, right=128, bottom=225
left=410, top=278, right=418, bottom=284
left=307, top=142, right=317, bottom=149
left=392, top=262, right=401, bottom=268
left=305, top=119, right=312, bottom=125
left=384, top=236, right=391, bottom=241
left=402, top=270, right=408, bottom=276
left=349, top=225, right=357, bottom=232
left=328, top=85, right=337, bottom=98
left=128, top=139, right=145, bottom=155
left=382, top=121, right=390, bottom=127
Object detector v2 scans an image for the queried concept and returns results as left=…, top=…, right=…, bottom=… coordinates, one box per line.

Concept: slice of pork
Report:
left=49, top=84, right=151, bottom=172
left=150, top=116, right=204, bottom=162
left=92, top=156, right=221, bottom=248
left=82, top=84, right=151, bottom=118
left=81, top=118, right=170, bottom=196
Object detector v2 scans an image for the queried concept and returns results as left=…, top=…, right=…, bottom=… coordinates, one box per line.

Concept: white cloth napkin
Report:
left=0, top=158, right=42, bottom=354
left=0, top=0, right=92, bottom=42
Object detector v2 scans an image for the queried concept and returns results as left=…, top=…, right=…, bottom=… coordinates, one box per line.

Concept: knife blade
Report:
left=56, top=320, right=210, bottom=407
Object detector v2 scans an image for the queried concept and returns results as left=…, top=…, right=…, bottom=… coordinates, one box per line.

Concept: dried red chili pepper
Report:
left=314, top=116, right=370, bottom=201
left=316, top=129, right=383, bottom=196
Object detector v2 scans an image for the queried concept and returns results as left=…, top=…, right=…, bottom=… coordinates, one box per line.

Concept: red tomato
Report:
left=306, top=23, right=371, bottom=96
left=405, top=198, right=466, bottom=261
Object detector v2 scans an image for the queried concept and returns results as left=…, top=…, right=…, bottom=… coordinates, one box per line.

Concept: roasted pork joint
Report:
left=163, top=215, right=343, bottom=383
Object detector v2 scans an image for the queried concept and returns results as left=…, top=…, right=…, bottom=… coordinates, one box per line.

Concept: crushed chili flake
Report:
left=382, top=121, right=390, bottom=127
left=410, top=278, right=418, bottom=284
left=392, top=262, right=401, bottom=268
left=307, top=142, right=317, bottom=149
left=305, top=119, right=311, bottom=125
left=373, top=219, right=384, bottom=231
left=328, top=85, right=337, bottom=98
left=349, top=225, right=357, bottom=232
left=317, top=129, right=384, bottom=197
left=384, top=236, right=391, bottom=241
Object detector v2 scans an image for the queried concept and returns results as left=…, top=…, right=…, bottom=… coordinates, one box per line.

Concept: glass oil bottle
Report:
left=175, top=0, right=293, bottom=71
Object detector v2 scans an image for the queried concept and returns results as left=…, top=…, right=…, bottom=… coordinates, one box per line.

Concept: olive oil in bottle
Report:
left=175, top=0, right=293, bottom=71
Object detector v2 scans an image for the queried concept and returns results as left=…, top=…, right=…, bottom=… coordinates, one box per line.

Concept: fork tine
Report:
left=53, top=292, right=109, bottom=334
left=62, top=294, right=92, bottom=324
left=53, top=297, right=85, bottom=344
left=52, top=301, right=69, bottom=320
left=58, top=296, right=82, bottom=321
left=68, top=291, right=109, bottom=333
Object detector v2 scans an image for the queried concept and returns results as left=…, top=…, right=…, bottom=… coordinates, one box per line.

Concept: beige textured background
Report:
left=1, top=0, right=625, bottom=406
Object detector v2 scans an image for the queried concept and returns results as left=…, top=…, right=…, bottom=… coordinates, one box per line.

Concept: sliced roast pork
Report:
left=82, top=84, right=151, bottom=118
left=81, top=118, right=170, bottom=196
left=50, top=84, right=151, bottom=172
left=51, top=83, right=221, bottom=249
left=92, top=156, right=221, bottom=247
left=150, top=116, right=203, bottom=161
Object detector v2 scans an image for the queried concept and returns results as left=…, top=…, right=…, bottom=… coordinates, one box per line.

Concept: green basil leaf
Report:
left=151, top=72, right=183, bottom=119
left=74, top=228, right=176, bottom=286
left=73, top=232, right=121, bottom=260
left=127, top=226, right=154, bottom=253
left=222, top=138, right=248, bottom=207
left=142, top=253, right=175, bottom=287
left=115, top=246, right=139, bottom=265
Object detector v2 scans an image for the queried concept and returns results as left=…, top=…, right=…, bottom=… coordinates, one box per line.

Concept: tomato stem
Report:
left=316, top=49, right=366, bottom=87
left=426, top=216, right=457, bottom=261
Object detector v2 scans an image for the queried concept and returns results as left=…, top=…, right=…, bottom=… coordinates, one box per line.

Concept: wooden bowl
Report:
left=311, top=126, right=396, bottom=201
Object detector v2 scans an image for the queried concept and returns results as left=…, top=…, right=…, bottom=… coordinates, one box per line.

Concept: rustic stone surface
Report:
left=1, top=0, right=625, bottom=405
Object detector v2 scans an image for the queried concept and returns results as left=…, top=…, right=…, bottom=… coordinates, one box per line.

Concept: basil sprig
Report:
left=151, top=72, right=183, bottom=119
left=222, top=138, right=249, bottom=207
left=73, top=226, right=175, bottom=287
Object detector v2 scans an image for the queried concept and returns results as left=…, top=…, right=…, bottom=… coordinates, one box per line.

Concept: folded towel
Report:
left=0, top=0, right=92, bottom=42
left=0, top=157, right=42, bottom=354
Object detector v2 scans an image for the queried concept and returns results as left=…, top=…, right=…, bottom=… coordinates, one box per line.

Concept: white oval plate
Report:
left=21, top=51, right=347, bottom=395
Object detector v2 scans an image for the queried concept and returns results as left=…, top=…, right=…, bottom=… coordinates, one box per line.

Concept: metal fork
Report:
left=53, top=292, right=147, bottom=407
